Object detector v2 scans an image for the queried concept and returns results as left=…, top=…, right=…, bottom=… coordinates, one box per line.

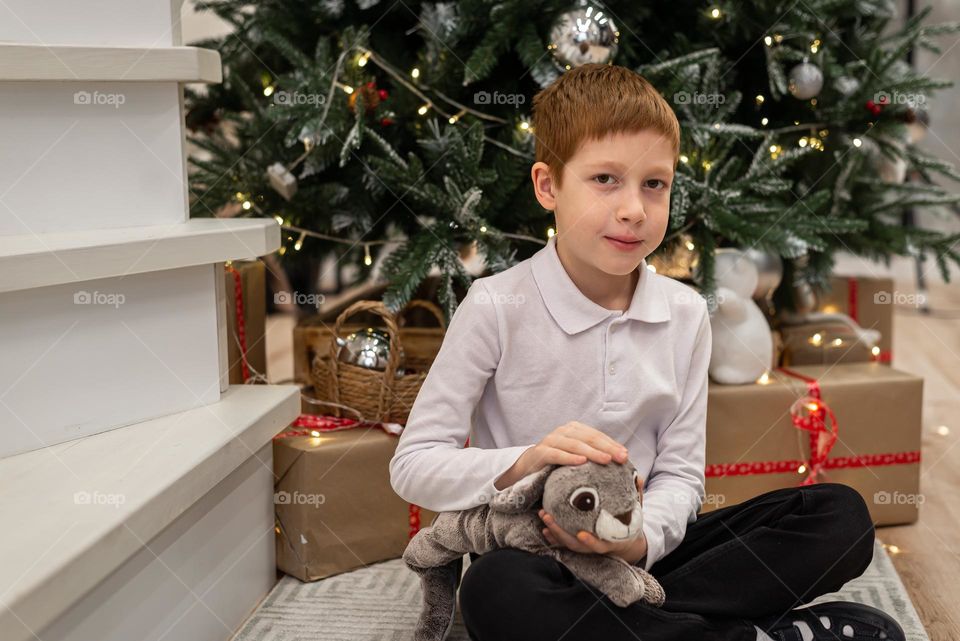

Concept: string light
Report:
left=357, top=52, right=370, bottom=67
left=294, top=231, right=306, bottom=251
left=647, top=264, right=657, bottom=272
left=764, top=35, right=773, bottom=46
left=774, top=34, right=783, bottom=43
left=871, top=345, right=880, bottom=356
left=799, top=137, right=808, bottom=148
left=363, top=243, right=372, bottom=266
left=769, top=144, right=782, bottom=159
left=798, top=464, right=807, bottom=474
left=702, top=159, right=713, bottom=171
left=810, top=38, right=821, bottom=53
left=480, top=225, right=487, bottom=233
left=310, top=430, right=321, bottom=437
left=685, top=240, right=695, bottom=251
left=519, top=120, right=531, bottom=130
left=411, top=67, right=420, bottom=79
left=263, top=85, right=275, bottom=97
left=757, top=371, right=771, bottom=385
left=886, top=544, right=901, bottom=555
left=417, top=104, right=430, bottom=116
left=755, top=94, right=765, bottom=105
left=936, top=425, right=950, bottom=436
left=679, top=154, right=689, bottom=164
left=274, top=215, right=284, bottom=225
left=709, top=6, right=722, bottom=19
left=547, top=227, right=556, bottom=238
left=342, top=85, right=354, bottom=94
left=853, top=138, right=863, bottom=147
left=809, top=332, right=823, bottom=346
left=761, top=117, right=769, bottom=126
left=242, top=200, right=252, bottom=210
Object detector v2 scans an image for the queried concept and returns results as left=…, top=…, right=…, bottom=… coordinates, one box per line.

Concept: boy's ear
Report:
left=531, top=161, right=557, bottom=211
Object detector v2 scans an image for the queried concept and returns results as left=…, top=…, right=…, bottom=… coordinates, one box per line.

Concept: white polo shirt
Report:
left=389, top=234, right=711, bottom=571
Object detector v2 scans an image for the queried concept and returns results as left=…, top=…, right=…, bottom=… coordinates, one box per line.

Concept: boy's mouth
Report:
left=604, top=235, right=643, bottom=250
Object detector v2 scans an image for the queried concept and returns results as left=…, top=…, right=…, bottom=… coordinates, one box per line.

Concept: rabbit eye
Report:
left=570, top=488, right=598, bottom=511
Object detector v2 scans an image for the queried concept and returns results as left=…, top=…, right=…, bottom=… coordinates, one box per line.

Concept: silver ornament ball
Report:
left=549, top=6, right=619, bottom=69
left=336, top=327, right=405, bottom=372
left=788, top=62, right=824, bottom=100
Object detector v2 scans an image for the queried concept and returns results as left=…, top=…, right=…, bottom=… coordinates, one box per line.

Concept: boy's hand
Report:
left=538, top=475, right=647, bottom=564
left=494, top=421, right=629, bottom=490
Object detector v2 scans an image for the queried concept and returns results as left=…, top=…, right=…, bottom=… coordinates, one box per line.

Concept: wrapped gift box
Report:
left=779, top=323, right=873, bottom=366
left=704, top=363, right=922, bottom=526
left=818, top=276, right=894, bottom=365
left=224, top=260, right=267, bottom=384
left=273, top=420, right=438, bottom=581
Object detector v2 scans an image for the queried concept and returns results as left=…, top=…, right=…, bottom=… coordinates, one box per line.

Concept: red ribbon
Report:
left=225, top=264, right=250, bottom=383
left=847, top=277, right=859, bottom=324
left=779, top=366, right=838, bottom=485
left=704, top=367, right=920, bottom=484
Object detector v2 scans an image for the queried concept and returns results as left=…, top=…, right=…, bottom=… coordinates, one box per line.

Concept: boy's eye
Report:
left=645, top=179, right=669, bottom=190
left=593, top=174, right=617, bottom=185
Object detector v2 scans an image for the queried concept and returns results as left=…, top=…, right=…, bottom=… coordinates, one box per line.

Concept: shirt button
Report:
left=609, top=364, right=616, bottom=375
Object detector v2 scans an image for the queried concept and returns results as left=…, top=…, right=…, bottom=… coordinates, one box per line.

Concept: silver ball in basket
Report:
left=336, top=328, right=405, bottom=374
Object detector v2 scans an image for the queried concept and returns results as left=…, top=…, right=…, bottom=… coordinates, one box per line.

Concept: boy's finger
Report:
left=543, top=514, right=580, bottom=548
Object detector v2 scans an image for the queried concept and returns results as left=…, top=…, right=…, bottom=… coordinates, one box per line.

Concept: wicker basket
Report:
left=310, top=299, right=446, bottom=424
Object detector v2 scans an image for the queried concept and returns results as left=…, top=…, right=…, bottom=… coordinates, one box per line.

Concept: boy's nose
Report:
left=617, top=193, right=646, bottom=223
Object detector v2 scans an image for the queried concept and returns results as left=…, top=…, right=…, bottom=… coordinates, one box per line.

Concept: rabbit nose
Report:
left=614, top=509, right=632, bottom=526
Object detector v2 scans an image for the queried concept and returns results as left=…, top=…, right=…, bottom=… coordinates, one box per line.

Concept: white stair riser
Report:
left=0, top=263, right=221, bottom=458
left=34, top=444, right=276, bottom=641
left=0, top=81, right=188, bottom=236
left=0, top=0, right=180, bottom=47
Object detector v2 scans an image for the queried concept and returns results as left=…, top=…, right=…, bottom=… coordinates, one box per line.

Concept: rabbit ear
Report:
left=488, top=465, right=556, bottom=513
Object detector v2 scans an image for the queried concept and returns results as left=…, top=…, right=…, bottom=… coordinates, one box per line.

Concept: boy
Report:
left=389, top=64, right=902, bottom=641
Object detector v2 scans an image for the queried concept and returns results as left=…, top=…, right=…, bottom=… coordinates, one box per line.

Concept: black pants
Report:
left=459, top=483, right=876, bottom=641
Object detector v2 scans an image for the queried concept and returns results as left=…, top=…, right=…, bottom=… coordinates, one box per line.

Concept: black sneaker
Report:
left=756, top=602, right=905, bottom=641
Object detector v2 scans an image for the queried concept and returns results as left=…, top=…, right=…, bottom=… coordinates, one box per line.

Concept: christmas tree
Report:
left=185, top=0, right=960, bottom=320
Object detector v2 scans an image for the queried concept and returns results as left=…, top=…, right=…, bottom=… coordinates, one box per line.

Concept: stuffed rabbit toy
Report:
left=403, top=460, right=666, bottom=641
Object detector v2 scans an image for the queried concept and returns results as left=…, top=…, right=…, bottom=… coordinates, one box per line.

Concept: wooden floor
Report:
left=264, top=271, right=960, bottom=640
left=874, top=279, right=960, bottom=641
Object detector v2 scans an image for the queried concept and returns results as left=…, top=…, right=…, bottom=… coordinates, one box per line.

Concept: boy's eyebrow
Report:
left=582, top=160, right=675, bottom=175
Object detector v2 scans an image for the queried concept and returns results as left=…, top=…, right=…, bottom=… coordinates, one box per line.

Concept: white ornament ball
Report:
left=788, top=62, right=824, bottom=100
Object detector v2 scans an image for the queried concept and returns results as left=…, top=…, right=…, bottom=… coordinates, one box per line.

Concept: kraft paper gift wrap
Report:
left=704, top=363, right=922, bottom=526
left=273, top=425, right=438, bottom=581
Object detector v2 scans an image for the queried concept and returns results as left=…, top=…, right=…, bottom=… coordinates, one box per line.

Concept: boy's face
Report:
left=531, top=128, right=674, bottom=277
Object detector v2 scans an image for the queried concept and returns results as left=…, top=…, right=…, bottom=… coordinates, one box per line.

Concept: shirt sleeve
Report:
left=389, top=279, right=536, bottom=513
left=637, top=299, right=711, bottom=571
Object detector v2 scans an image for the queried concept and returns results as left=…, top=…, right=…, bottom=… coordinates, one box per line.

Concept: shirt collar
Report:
left=531, top=235, right=671, bottom=335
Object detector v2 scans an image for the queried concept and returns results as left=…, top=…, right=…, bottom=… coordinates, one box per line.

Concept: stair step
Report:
left=1, top=218, right=279, bottom=293
left=0, top=384, right=300, bottom=641
left=0, top=43, right=221, bottom=82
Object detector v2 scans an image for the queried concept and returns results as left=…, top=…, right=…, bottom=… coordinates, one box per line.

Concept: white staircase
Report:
left=0, top=2, right=299, bottom=640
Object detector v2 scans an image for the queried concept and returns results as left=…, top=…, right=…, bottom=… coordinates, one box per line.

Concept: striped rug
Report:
left=233, top=540, right=927, bottom=641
